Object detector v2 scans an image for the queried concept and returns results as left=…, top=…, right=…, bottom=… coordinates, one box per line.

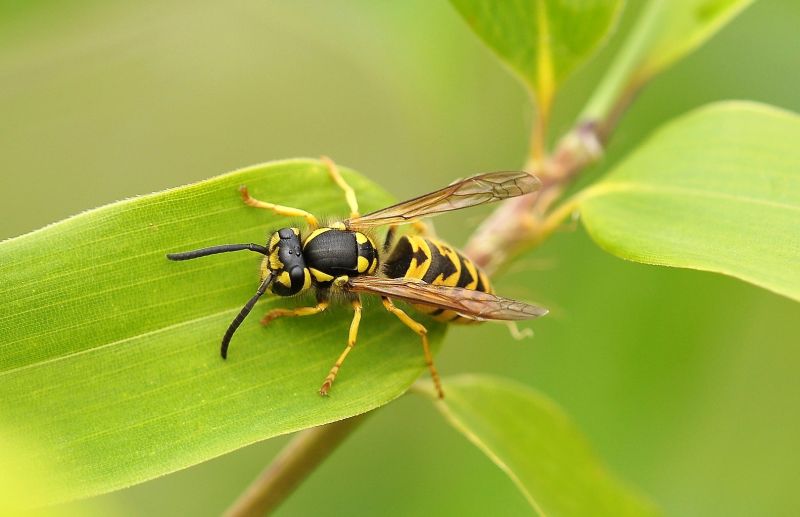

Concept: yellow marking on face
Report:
left=304, top=227, right=331, bottom=245
left=310, top=268, right=334, bottom=282
left=291, top=227, right=300, bottom=236
left=355, top=232, right=369, bottom=245
left=269, top=233, right=280, bottom=251
left=277, top=271, right=291, bottom=288
left=357, top=256, right=370, bottom=273
left=303, top=268, right=312, bottom=290
left=259, top=257, right=270, bottom=281
left=269, top=250, right=283, bottom=270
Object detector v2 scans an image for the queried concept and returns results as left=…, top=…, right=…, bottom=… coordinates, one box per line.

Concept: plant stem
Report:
left=224, top=413, right=369, bottom=517
left=464, top=120, right=604, bottom=273
left=464, top=0, right=672, bottom=273
left=530, top=100, right=551, bottom=165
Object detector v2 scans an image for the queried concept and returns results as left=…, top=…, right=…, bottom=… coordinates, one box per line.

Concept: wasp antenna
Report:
left=221, top=274, right=274, bottom=359
left=166, top=243, right=269, bottom=261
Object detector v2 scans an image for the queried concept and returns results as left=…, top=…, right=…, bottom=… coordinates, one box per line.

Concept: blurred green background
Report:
left=2, top=1, right=799, bottom=515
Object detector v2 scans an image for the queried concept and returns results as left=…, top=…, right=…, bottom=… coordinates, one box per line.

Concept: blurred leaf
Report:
left=449, top=0, right=623, bottom=109
left=636, top=0, right=754, bottom=81
left=579, top=102, right=800, bottom=301
left=0, top=159, right=445, bottom=505
left=0, top=428, right=112, bottom=516
left=418, top=375, right=658, bottom=516
left=0, top=430, right=51, bottom=515
left=583, top=0, right=753, bottom=121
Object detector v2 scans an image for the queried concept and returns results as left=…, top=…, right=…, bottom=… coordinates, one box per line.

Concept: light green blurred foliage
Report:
left=581, top=102, right=800, bottom=302
left=2, top=1, right=800, bottom=515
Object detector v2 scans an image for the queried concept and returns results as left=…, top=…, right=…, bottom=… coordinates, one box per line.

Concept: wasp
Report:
left=167, top=158, right=547, bottom=398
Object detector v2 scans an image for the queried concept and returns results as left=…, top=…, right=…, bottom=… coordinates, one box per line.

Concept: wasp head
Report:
left=264, top=227, right=311, bottom=296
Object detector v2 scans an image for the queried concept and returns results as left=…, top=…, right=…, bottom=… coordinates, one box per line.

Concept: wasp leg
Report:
left=319, top=297, right=362, bottom=396
left=506, top=321, right=533, bottom=340
left=320, top=155, right=360, bottom=218
left=412, top=221, right=428, bottom=235
left=381, top=297, right=444, bottom=399
left=260, top=300, right=329, bottom=325
left=408, top=220, right=437, bottom=238
left=239, top=185, right=319, bottom=229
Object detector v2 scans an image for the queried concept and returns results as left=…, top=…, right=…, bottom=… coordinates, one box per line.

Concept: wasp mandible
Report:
left=167, top=158, right=547, bottom=398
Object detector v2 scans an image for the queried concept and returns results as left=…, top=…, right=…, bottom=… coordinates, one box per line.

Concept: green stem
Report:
left=464, top=122, right=603, bottom=274
left=580, top=1, right=661, bottom=125
left=465, top=3, right=667, bottom=273
left=224, top=413, right=370, bottom=517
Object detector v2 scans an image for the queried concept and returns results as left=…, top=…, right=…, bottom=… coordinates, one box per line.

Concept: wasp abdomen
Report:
left=383, top=235, right=491, bottom=323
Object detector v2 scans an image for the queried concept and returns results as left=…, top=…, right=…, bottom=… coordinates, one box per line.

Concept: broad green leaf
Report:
left=418, top=375, right=658, bottom=516
left=579, top=102, right=800, bottom=302
left=449, top=0, right=623, bottom=108
left=0, top=159, right=445, bottom=505
left=583, top=0, right=753, bottom=121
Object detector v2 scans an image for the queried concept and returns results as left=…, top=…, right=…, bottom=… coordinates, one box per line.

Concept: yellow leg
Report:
left=260, top=300, right=329, bottom=325
left=239, top=185, right=319, bottom=229
left=381, top=297, right=444, bottom=399
left=410, top=220, right=438, bottom=238
left=411, top=221, right=428, bottom=235
left=319, top=298, right=362, bottom=396
left=320, top=155, right=360, bottom=218
left=505, top=321, right=533, bottom=340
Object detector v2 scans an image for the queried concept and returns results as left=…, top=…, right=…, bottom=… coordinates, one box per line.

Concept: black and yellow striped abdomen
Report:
left=383, top=235, right=492, bottom=323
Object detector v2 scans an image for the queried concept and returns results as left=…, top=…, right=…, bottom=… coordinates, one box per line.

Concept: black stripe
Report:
left=455, top=255, right=475, bottom=288
left=411, top=245, right=429, bottom=267
left=422, top=240, right=458, bottom=284
left=383, top=236, right=413, bottom=279
left=474, top=270, right=486, bottom=292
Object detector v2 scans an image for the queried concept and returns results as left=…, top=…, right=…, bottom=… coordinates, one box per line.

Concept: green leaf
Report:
left=449, top=0, right=623, bottom=108
left=579, top=102, right=800, bottom=302
left=582, top=0, right=753, bottom=121
left=418, top=375, right=658, bottom=516
left=0, top=159, right=445, bottom=505
left=636, top=0, right=754, bottom=81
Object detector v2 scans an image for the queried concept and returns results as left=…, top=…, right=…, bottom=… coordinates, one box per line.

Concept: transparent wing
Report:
left=346, top=276, right=548, bottom=321
left=345, top=171, right=540, bottom=229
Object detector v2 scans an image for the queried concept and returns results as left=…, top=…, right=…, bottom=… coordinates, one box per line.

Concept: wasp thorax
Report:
left=264, top=227, right=311, bottom=296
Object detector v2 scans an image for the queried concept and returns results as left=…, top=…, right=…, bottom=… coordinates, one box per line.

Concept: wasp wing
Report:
left=346, top=276, right=547, bottom=321
left=345, top=171, right=540, bottom=229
